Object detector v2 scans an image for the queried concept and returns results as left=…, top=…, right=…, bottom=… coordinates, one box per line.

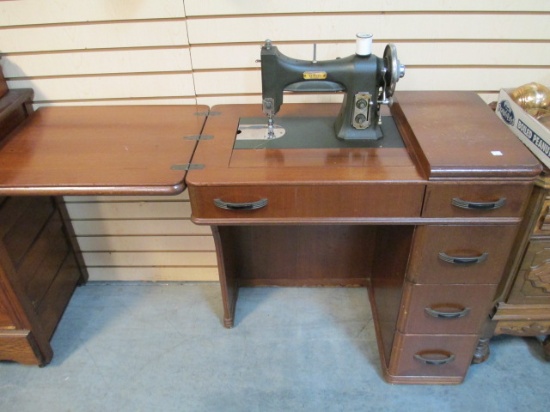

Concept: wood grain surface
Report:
left=0, top=105, right=207, bottom=195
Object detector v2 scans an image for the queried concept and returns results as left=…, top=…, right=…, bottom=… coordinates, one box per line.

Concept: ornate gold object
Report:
left=526, top=108, right=550, bottom=119
left=539, top=114, right=550, bottom=130
left=509, top=82, right=550, bottom=110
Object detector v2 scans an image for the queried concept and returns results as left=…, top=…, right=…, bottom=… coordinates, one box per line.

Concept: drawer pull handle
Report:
left=425, top=306, right=470, bottom=319
left=414, top=351, right=456, bottom=366
left=451, top=197, right=506, bottom=210
left=214, top=198, right=268, bottom=211
left=438, top=252, right=488, bottom=265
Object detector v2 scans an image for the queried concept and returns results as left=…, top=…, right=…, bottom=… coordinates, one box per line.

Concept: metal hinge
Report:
left=171, top=163, right=205, bottom=171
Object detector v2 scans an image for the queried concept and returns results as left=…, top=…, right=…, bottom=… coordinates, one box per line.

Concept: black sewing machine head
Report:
left=261, top=34, right=405, bottom=140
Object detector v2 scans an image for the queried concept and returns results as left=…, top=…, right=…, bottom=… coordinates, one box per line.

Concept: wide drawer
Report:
left=188, top=183, right=424, bottom=223
left=407, top=225, right=518, bottom=284
left=387, top=332, right=478, bottom=382
left=397, top=283, right=497, bottom=334
left=422, top=183, right=532, bottom=218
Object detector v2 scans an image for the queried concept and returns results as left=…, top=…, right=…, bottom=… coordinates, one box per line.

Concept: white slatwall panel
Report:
left=193, top=68, right=550, bottom=96
left=1, top=1, right=549, bottom=281
left=76, top=236, right=215, bottom=251
left=186, top=3, right=550, bottom=106
left=191, top=42, right=550, bottom=70
left=0, top=0, right=205, bottom=281
left=87, top=267, right=219, bottom=282
left=187, top=15, right=549, bottom=43
left=9, top=73, right=195, bottom=101
left=0, top=21, right=188, bottom=53
left=183, top=0, right=550, bottom=15
left=0, top=0, right=184, bottom=25
left=0, top=1, right=193, bottom=105
left=3, top=48, right=192, bottom=77
left=66, top=192, right=215, bottom=281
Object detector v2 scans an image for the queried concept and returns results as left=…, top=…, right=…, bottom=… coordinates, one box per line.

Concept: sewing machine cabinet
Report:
left=187, top=93, right=541, bottom=384
left=0, top=71, right=543, bottom=384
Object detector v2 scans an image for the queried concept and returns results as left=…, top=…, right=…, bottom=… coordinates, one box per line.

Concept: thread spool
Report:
left=356, top=33, right=373, bottom=56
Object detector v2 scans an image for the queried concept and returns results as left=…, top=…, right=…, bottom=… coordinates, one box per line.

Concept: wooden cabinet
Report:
left=0, top=69, right=206, bottom=364
left=0, top=197, right=84, bottom=365
left=187, top=92, right=541, bottom=384
left=492, top=172, right=550, bottom=359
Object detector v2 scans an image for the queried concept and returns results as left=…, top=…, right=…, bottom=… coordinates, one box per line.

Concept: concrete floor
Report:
left=0, top=282, right=548, bottom=412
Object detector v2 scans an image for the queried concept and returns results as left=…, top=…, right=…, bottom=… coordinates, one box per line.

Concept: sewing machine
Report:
left=260, top=34, right=405, bottom=140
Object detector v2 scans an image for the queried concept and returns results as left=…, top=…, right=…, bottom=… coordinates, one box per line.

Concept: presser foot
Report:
left=267, top=116, right=276, bottom=139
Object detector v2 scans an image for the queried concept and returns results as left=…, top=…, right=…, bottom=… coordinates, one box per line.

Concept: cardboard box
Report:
left=496, top=88, right=550, bottom=168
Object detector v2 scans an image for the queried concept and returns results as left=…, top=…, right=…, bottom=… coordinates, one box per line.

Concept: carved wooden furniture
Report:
left=492, top=168, right=550, bottom=359
left=186, top=92, right=541, bottom=384
left=0, top=68, right=206, bottom=365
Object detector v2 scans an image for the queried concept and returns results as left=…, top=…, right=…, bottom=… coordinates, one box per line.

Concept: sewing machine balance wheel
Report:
left=383, top=43, right=405, bottom=97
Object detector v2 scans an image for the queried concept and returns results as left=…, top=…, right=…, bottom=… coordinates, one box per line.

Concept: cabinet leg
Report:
left=219, top=274, right=237, bottom=329
left=472, top=318, right=497, bottom=364
left=472, top=337, right=491, bottom=364
left=212, top=226, right=238, bottom=328
left=223, top=312, right=235, bottom=328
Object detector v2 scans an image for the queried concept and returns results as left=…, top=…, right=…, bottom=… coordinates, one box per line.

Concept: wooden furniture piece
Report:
left=186, top=92, right=541, bottom=384
left=0, top=70, right=206, bottom=365
left=491, top=167, right=550, bottom=359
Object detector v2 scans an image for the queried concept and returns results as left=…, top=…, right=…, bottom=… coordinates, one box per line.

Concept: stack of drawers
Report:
left=382, top=184, right=531, bottom=383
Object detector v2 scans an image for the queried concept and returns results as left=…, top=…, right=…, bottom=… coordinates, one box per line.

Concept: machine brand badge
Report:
left=498, top=100, right=515, bottom=125
left=303, top=71, right=327, bottom=80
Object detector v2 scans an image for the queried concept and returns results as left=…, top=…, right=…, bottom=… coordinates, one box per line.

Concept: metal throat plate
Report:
left=234, top=116, right=404, bottom=149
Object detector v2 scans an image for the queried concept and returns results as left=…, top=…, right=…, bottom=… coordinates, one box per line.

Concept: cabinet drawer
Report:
left=407, top=225, right=518, bottom=284
left=398, top=283, right=497, bottom=334
left=188, top=183, right=424, bottom=223
left=422, top=184, right=532, bottom=218
left=388, top=332, right=478, bottom=381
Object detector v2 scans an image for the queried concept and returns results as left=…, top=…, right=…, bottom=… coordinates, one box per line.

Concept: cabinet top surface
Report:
left=393, top=91, right=541, bottom=180
left=0, top=105, right=207, bottom=195
left=188, top=103, right=423, bottom=186
left=186, top=91, right=541, bottom=187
